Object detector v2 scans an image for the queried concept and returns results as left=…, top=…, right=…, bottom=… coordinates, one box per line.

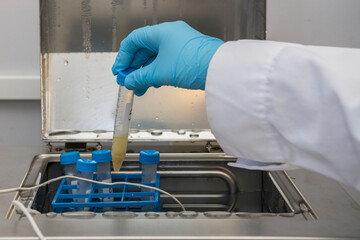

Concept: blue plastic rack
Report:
left=51, top=173, right=161, bottom=213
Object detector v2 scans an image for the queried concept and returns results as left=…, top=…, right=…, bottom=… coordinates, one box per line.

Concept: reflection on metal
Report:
left=158, top=170, right=237, bottom=212
left=180, top=211, right=198, bottom=218
left=145, top=212, right=160, bottom=218
left=102, top=211, right=137, bottom=218
left=61, top=211, right=96, bottom=218
left=268, top=171, right=318, bottom=220
left=165, top=211, right=179, bottom=218
left=48, top=130, right=81, bottom=136
left=204, top=211, right=232, bottom=218
left=279, top=212, right=296, bottom=217
left=235, top=212, right=277, bottom=218
left=45, top=212, right=57, bottom=218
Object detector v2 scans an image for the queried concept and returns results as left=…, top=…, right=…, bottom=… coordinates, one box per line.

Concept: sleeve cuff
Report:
left=228, top=158, right=297, bottom=171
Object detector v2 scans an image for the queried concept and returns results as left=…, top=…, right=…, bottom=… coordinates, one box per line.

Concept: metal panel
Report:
left=266, top=0, right=360, bottom=48
left=40, top=0, right=266, bottom=142
left=0, top=0, right=40, bottom=100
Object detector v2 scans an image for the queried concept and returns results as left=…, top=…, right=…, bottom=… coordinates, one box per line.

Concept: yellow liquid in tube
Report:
left=112, top=69, right=136, bottom=172
left=111, top=136, right=129, bottom=172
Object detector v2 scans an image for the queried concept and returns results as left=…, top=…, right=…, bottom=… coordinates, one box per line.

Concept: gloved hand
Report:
left=112, top=21, right=224, bottom=96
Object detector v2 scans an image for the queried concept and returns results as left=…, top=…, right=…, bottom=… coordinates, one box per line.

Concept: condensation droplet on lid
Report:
left=64, top=60, right=69, bottom=65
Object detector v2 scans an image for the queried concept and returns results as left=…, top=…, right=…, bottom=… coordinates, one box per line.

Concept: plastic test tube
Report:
left=139, top=150, right=160, bottom=200
left=92, top=150, right=113, bottom=202
left=76, top=159, right=97, bottom=209
left=60, top=151, right=80, bottom=194
left=111, top=67, right=137, bottom=172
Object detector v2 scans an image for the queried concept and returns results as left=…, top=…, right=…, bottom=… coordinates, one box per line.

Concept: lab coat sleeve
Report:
left=205, top=40, right=360, bottom=190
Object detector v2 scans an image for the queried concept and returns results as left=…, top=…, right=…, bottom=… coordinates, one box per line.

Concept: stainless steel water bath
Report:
left=0, top=148, right=359, bottom=239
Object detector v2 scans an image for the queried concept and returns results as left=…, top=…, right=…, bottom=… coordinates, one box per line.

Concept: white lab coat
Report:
left=205, top=40, right=360, bottom=191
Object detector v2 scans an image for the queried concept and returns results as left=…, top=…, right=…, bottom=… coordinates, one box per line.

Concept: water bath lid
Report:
left=39, top=0, right=264, bottom=142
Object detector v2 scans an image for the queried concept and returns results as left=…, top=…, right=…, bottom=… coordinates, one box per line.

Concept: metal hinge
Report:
left=46, top=142, right=103, bottom=153
left=205, top=141, right=223, bottom=153
left=65, top=142, right=87, bottom=152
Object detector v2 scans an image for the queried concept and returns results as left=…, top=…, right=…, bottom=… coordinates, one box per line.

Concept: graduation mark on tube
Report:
left=112, top=68, right=137, bottom=171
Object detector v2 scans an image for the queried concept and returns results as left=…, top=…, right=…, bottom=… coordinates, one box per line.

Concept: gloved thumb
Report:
left=124, top=64, right=154, bottom=96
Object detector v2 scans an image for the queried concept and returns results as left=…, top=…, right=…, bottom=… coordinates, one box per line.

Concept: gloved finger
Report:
left=129, top=48, right=156, bottom=69
left=143, top=55, right=156, bottom=67
left=112, top=47, right=133, bottom=75
left=112, top=26, right=159, bottom=75
left=134, top=88, right=148, bottom=97
left=124, top=62, right=157, bottom=91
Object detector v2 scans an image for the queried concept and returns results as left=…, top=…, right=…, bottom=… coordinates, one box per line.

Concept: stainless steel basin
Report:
left=3, top=147, right=359, bottom=239
left=7, top=152, right=315, bottom=220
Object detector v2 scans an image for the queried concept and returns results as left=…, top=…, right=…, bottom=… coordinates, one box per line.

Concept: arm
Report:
left=206, top=40, right=360, bottom=190
left=112, top=22, right=360, bottom=191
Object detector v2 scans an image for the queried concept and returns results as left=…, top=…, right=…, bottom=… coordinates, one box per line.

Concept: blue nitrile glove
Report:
left=112, top=21, right=224, bottom=96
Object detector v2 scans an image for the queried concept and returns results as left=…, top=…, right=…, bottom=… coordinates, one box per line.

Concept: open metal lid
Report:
left=41, top=50, right=213, bottom=142
left=40, top=0, right=264, bottom=142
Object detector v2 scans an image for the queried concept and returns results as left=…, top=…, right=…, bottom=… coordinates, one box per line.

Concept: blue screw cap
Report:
left=76, top=159, right=97, bottom=173
left=60, top=151, right=80, bottom=165
left=139, top=150, right=160, bottom=164
left=116, top=67, right=137, bottom=85
left=92, top=150, right=112, bottom=163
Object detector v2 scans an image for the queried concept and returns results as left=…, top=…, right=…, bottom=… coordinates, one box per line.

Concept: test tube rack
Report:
left=51, top=173, right=161, bottom=213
